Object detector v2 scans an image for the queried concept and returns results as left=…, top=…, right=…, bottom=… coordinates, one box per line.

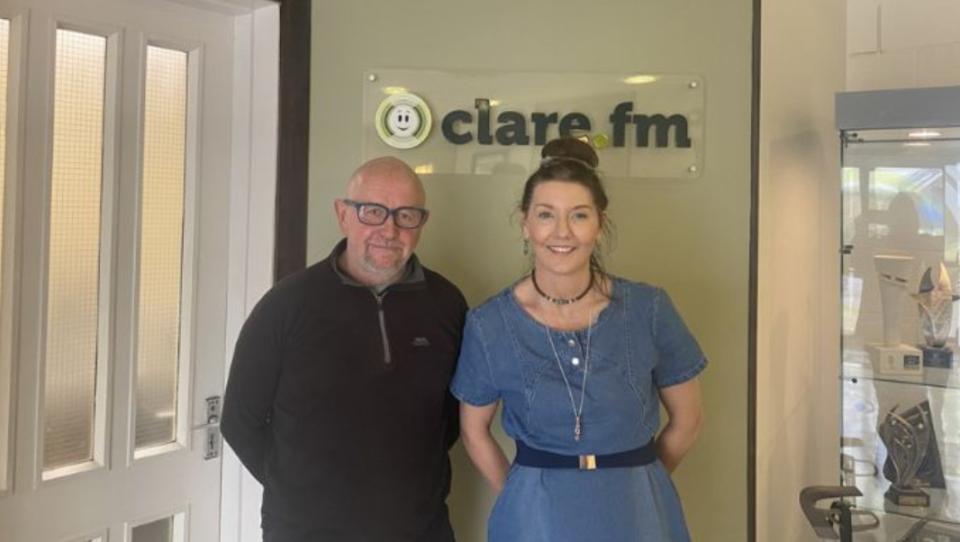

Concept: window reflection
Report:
left=868, top=168, right=943, bottom=237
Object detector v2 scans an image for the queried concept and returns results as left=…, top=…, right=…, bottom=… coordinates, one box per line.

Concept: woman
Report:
left=450, top=137, right=706, bottom=542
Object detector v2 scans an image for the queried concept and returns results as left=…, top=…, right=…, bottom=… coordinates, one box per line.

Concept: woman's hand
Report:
left=656, top=377, right=704, bottom=473
left=460, top=401, right=510, bottom=492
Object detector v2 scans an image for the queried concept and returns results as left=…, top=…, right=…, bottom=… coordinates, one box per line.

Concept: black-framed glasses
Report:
left=342, top=199, right=429, bottom=229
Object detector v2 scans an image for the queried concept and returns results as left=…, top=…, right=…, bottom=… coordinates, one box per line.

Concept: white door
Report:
left=0, top=0, right=257, bottom=540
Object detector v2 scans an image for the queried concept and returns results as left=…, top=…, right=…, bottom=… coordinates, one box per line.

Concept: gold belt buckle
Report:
left=579, top=454, right=597, bottom=470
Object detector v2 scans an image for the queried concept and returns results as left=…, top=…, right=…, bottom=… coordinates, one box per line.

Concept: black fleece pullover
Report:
left=222, top=240, right=467, bottom=541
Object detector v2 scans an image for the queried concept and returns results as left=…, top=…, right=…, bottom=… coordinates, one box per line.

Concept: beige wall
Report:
left=757, top=0, right=845, bottom=540
left=309, top=1, right=753, bottom=540
left=847, top=0, right=960, bottom=90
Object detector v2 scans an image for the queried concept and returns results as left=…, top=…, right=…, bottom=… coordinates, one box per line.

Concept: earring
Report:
left=523, top=239, right=529, bottom=256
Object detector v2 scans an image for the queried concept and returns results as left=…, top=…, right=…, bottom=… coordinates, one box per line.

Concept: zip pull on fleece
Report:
left=375, top=292, right=391, bottom=364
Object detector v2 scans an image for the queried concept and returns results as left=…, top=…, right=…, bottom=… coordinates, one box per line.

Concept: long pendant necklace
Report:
left=545, top=315, right=593, bottom=441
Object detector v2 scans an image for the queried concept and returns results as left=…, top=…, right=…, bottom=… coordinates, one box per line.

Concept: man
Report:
left=222, top=157, right=467, bottom=542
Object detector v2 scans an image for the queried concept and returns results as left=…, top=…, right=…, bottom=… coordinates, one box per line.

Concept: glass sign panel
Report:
left=361, top=69, right=705, bottom=179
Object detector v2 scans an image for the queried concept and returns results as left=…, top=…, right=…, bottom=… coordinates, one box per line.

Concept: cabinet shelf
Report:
left=848, top=479, right=960, bottom=528
left=843, top=350, right=960, bottom=390
left=841, top=375, right=960, bottom=528
left=839, top=509, right=960, bottom=542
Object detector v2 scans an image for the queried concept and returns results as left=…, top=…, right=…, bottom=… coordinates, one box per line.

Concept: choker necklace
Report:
left=531, top=269, right=593, bottom=305
left=544, top=315, right=594, bottom=441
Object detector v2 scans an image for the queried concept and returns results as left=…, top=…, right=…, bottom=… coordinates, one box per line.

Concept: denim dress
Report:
left=450, top=278, right=707, bottom=542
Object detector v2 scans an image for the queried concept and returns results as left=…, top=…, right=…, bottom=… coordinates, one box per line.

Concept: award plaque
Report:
left=878, top=401, right=944, bottom=508
left=912, top=262, right=958, bottom=369
left=882, top=401, right=947, bottom=491
left=869, top=255, right=923, bottom=375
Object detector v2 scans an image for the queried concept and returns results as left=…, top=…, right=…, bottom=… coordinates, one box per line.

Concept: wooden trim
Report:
left=748, top=0, right=760, bottom=539
left=274, top=0, right=310, bottom=281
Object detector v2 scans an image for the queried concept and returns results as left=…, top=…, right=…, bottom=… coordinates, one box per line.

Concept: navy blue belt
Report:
left=514, top=439, right=658, bottom=470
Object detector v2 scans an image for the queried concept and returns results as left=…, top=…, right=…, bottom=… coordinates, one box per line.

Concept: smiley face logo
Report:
left=375, top=93, right=432, bottom=149
left=386, top=104, right=421, bottom=138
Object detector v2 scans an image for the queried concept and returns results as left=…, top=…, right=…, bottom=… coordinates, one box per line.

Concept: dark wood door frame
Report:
left=748, top=0, right=760, bottom=539
left=275, top=0, right=310, bottom=281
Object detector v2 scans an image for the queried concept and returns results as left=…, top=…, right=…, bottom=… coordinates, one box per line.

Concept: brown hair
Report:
left=520, top=137, right=612, bottom=292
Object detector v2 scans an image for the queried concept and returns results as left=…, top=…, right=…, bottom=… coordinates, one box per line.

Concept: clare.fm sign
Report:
left=363, top=70, right=704, bottom=179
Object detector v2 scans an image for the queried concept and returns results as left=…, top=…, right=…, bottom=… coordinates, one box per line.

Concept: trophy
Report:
left=878, top=400, right=944, bottom=507
left=869, top=255, right=923, bottom=375
left=882, top=401, right=946, bottom=491
left=912, top=262, right=958, bottom=368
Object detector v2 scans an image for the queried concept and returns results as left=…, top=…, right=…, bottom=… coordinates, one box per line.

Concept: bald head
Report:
left=335, top=156, right=429, bottom=287
left=347, top=156, right=425, bottom=205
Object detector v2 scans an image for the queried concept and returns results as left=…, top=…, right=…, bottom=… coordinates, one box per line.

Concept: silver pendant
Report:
left=575, top=416, right=582, bottom=441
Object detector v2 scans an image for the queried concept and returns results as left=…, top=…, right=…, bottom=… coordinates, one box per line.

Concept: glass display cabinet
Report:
left=830, top=86, right=960, bottom=541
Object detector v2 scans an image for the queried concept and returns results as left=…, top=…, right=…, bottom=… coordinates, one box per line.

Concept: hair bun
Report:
left=540, top=137, right=599, bottom=168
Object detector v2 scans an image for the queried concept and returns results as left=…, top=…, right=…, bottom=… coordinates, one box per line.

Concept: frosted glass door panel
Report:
left=0, top=17, right=11, bottom=493
left=131, top=514, right=183, bottom=542
left=42, top=28, right=107, bottom=474
left=0, top=18, right=9, bottom=246
left=134, top=45, right=188, bottom=451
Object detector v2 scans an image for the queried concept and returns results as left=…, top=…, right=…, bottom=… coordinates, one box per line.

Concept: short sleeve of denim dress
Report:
left=450, top=277, right=707, bottom=542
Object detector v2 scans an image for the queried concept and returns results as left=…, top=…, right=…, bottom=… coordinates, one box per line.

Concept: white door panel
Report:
left=0, top=0, right=244, bottom=540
